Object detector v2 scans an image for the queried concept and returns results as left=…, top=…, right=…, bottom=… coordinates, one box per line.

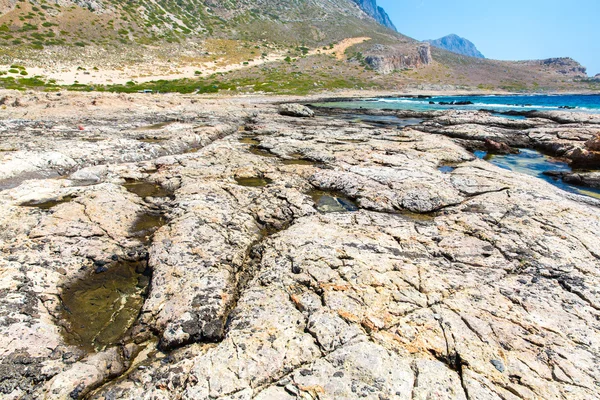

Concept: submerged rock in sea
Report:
left=0, top=90, right=599, bottom=399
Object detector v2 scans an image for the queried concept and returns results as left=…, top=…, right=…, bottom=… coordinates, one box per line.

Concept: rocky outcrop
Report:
left=278, top=103, right=315, bottom=118
left=541, top=57, right=587, bottom=76
left=365, top=43, right=432, bottom=74
left=350, top=0, right=397, bottom=31
left=544, top=171, right=600, bottom=189
left=1, top=90, right=600, bottom=399
left=427, top=34, right=485, bottom=58
left=412, top=109, right=600, bottom=167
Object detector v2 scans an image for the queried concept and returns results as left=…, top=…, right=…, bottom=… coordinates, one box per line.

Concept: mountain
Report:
left=351, top=0, right=397, bottom=31
left=427, top=34, right=485, bottom=58
left=0, top=0, right=596, bottom=93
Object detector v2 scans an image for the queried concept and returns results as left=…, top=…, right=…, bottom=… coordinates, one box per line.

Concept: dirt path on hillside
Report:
left=315, top=36, right=371, bottom=60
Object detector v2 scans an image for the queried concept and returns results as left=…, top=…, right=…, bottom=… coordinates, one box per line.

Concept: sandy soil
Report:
left=2, top=52, right=286, bottom=86
left=311, top=37, right=371, bottom=60
left=0, top=37, right=372, bottom=86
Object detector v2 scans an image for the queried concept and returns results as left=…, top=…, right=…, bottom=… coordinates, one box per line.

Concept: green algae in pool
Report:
left=123, top=179, right=171, bottom=198
left=309, top=190, right=359, bottom=213
left=235, top=177, right=273, bottom=187
left=21, top=195, right=75, bottom=210
left=60, top=260, right=150, bottom=352
left=249, top=145, right=277, bottom=158
left=281, top=153, right=318, bottom=166
left=282, top=158, right=317, bottom=166
left=131, top=212, right=166, bottom=244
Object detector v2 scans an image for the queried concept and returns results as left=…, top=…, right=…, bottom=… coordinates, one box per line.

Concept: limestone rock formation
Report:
left=0, top=91, right=599, bottom=400
left=364, top=43, right=432, bottom=74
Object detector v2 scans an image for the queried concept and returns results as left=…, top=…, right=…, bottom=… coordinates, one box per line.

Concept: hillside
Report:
left=0, top=0, right=598, bottom=93
left=427, top=34, right=485, bottom=58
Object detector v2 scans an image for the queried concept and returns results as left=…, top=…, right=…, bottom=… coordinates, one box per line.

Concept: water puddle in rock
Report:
left=235, top=177, right=273, bottom=187
left=438, top=166, right=456, bottom=174
left=134, top=121, right=175, bottom=131
left=58, top=179, right=169, bottom=353
left=476, top=149, right=600, bottom=199
left=282, top=158, right=317, bottom=166
left=131, top=212, right=166, bottom=244
left=239, top=136, right=260, bottom=145
left=123, top=179, right=171, bottom=198
left=249, top=145, right=277, bottom=158
left=21, top=195, right=75, bottom=210
left=309, top=190, right=359, bottom=213
left=59, top=260, right=150, bottom=352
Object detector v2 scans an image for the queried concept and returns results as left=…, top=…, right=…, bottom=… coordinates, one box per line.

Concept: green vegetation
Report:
left=0, top=65, right=377, bottom=95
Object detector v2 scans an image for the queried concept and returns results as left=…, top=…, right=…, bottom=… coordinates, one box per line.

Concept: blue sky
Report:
left=377, top=0, right=600, bottom=76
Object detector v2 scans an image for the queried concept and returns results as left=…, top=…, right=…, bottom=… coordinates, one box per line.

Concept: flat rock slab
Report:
left=0, top=91, right=598, bottom=400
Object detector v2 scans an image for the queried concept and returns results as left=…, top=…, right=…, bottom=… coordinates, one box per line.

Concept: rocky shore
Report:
left=0, top=90, right=599, bottom=399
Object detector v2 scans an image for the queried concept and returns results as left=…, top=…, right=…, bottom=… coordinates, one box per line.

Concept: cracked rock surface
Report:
left=0, top=91, right=599, bottom=399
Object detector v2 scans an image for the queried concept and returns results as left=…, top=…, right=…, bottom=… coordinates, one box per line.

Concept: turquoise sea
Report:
left=314, top=94, right=600, bottom=113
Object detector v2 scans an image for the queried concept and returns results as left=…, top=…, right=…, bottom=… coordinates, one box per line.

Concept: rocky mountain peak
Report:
left=351, top=0, right=396, bottom=31
left=427, top=34, right=485, bottom=58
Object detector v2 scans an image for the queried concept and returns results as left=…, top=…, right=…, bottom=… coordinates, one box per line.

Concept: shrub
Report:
left=8, top=69, right=19, bottom=74
left=21, top=23, right=37, bottom=31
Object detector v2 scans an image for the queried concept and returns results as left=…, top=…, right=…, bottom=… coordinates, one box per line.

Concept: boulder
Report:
left=586, top=133, right=600, bottom=151
left=484, top=139, right=516, bottom=154
left=278, top=103, right=315, bottom=118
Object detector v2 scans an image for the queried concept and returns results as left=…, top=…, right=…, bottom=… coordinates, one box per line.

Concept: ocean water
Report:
left=476, top=149, right=600, bottom=199
left=313, top=94, right=600, bottom=113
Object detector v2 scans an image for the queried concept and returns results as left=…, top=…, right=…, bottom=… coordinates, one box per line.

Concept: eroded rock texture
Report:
left=0, top=91, right=599, bottom=399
